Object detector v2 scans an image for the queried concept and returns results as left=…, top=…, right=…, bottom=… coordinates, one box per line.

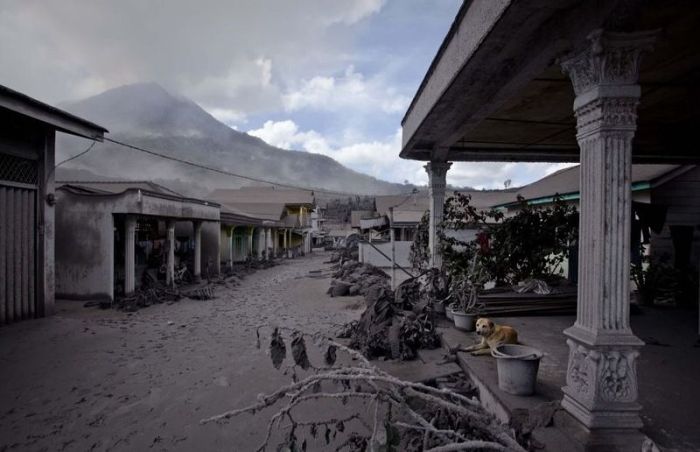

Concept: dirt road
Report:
left=0, top=252, right=364, bottom=451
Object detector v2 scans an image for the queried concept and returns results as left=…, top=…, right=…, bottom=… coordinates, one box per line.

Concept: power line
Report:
left=101, top=137, right=416, bottom=198
left=47, top=140, right=97, bottom=183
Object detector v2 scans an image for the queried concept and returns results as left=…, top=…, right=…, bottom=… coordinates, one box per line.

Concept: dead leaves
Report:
left=270, top=327, right=286, bottom=370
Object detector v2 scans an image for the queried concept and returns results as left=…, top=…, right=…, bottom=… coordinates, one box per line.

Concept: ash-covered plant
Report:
left=438, top=193, right=498, bottom=279
left=203, top=326, right=526, bottom=452
left=484, top=196, right=577, bottom=285
left=409, top=211, right=431, bottom=271
left=446, top=257, right=487, bottom=314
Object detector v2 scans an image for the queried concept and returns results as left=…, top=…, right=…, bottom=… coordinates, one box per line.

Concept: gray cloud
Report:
left=0, top=0, right=384, bottom=112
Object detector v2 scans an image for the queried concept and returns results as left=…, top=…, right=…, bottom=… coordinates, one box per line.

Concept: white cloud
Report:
left=207, top=108, right=248, bottom=127
left=248, top=120, right=424, bottom=183
left=248, top=120, right=578, bottom=189
left=283, top=66, right=410, bottom=114
left=322, top=0, right=386, bottom=25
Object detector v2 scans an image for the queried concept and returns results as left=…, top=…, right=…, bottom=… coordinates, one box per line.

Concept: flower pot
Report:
left=446, top=305, right=455, bottom=320
left=433, top=302, right=446, bottom=314
left=491, top=344, right=543, bottom=396
left=452, top=311, right=476, bottom=331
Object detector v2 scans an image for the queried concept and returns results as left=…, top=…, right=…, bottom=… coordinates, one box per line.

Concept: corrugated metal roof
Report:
left=219, top=201, right=287, bottom=221
left=56, top=180, right=183, bottom=197
left=375, top=193, right=429, bottom=216
left=391, top=210, right=425, bottom=225
left=209, top=186, right=314, bottom=205
left=350, top=210, right=377, bottom=228
left=497, top=164, right=682, bottom=206
left=0, top=84, right=108, bottom=139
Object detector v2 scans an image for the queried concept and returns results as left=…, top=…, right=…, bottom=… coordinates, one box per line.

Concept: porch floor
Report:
left=440, top=307, right=700, bottom=452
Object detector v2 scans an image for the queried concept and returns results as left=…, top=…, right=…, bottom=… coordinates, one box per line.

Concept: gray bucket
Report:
left=491, top=344, right=543, bottom=396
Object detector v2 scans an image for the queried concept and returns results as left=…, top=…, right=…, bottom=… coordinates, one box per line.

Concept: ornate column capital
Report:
left=424, top=160, right=452, bottom=180
left=561, top=29, right=657, bottom=98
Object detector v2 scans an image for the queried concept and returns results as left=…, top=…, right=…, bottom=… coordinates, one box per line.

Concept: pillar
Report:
left=288, top=229, right=293, bottom=258
left=272, top=228, right=278, bottom=257
left=193, top=220, right=202, bottom=281
left=265, top=228, right=272, bottom=260
left=124, top=216, right=137, bottom=294
left=246, top=226, right=255, bottom=257
left=228, top=226, right=235, bottom=268
left=424, top=160, right=451, bottom=269
left=256, top=228, right=264, bottom=259
left=166, top=220, right=176, bottom=288
left=560, top=29, right=656, bottom=432
left=283, top=228, right=288, bottom=257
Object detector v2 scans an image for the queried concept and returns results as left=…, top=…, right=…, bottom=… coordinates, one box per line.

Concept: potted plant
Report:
left=450, top=279, right=481, bottom=331
left=447, top=259, right=485, bottom=331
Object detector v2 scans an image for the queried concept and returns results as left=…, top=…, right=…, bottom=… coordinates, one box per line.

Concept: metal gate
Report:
left=0, top=152, right=38, bottom=324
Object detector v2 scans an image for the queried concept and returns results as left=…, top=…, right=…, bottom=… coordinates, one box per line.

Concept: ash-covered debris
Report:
left=327, top=260, right=390, bottom=297
left=112, top=285, right=183, bottom=311
left=333, top=261, right=443, bottom=361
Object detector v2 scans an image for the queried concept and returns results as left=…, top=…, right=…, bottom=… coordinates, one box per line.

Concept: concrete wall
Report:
left=201, top=221, right=221, bottom=276
left=651, top=167, right=700, bottom=267
left=55, top=192, right=114, bottom=301
left=359, top=241, right=412, bottom=269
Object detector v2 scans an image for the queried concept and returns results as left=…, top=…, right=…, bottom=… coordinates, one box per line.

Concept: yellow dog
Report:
left=458, top=318, right=518, bottom=356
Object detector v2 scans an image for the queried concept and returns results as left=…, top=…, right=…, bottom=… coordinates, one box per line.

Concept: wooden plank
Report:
left=20, top=189, right=28, bottom=319
left=28, top=190, right=35, bottom=318
left=0, top=187, right=5, bottom=324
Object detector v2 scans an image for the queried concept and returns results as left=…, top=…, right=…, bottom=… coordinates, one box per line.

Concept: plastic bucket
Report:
left=433, top=302, right=446, bottom=314
left=452, top=311, right=476, bottom=331
left=491, top=344, right=543, bottom=396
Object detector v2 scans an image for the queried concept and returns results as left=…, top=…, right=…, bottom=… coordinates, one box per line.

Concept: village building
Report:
left=400, top=1, right=700, bottom=450
left=219, top=203, right=283, bottom=264
left=209, top=186, right=315, bottom=258
left=0, top=85, right=107, bottom=324
left=54, top=181, right=220, bottom=302
left=496, top=164, right=700, bottom=271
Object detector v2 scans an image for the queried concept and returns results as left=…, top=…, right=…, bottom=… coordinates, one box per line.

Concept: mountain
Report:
left=56, top=82, right=409, bottom=197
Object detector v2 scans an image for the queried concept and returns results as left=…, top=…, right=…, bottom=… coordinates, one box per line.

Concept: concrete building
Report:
left=0, top=85, right=107, bottom=324
left=219, top=204, right=281, bottom=268
left=209, top=186, right=315, bottom=257
left=55, top=181, right=219, bottom=301
left=401, top=1, right=700, bottom=449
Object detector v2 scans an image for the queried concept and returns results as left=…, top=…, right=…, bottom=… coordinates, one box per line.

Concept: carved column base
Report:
left=562, top=326, right=644, bottom=430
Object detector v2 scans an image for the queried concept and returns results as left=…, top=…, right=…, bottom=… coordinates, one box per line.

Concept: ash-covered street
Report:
left=0, top=253, right=364, bottom=451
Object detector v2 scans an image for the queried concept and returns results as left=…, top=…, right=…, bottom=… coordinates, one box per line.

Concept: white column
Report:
left=272, top=228, right=278, bottom=258
left=166, top=220, right=176, bottom=288
left=124, top=216, right=137, bottom=294
left=193, top=220, right=202, bottom=281
left=265, top=228, right=272, bottom=260
left=424, top=160, right=451, bottom=269
left=283, top=228, right=288, bottom=257
left=256, top=228, right=264, bottom=259
left=228, top=226, right=235, bottom=267
left=560, top=29, right=656, bottom=431
left=247, top=227, right=254, bottom=259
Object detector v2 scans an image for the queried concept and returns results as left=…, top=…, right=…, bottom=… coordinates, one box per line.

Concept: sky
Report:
left=0, top=0, right=572, bottom=189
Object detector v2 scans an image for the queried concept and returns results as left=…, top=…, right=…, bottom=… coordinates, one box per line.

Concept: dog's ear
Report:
left=488, top=320, right=495, bottom=328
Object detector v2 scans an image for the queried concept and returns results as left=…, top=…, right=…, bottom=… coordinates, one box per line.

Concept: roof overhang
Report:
left=58, top=185, right=219, bottom=221
left=401, top=0, right=700, bottom=164
left=0, top=85, right=108, bottom=141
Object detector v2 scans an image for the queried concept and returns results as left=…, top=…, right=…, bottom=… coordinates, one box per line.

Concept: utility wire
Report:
left=47, top=140, right=97, bottom=183
left=102, top=137, right=417, bottom=198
